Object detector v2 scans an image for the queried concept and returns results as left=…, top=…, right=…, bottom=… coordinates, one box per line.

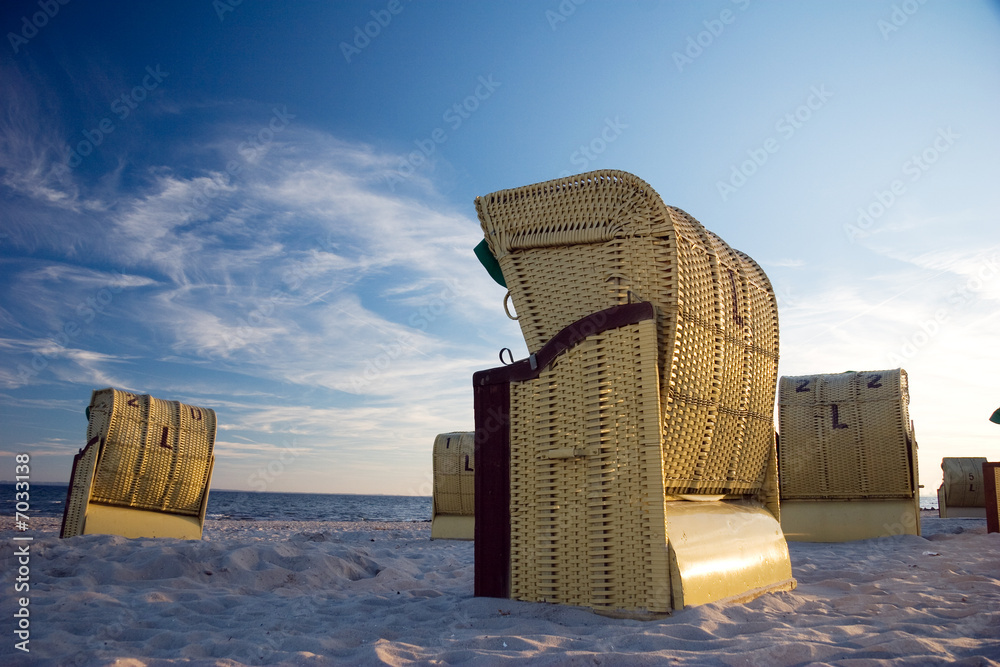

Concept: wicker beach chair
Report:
left=472, top=170, right=794, bottom=615
left=937, top=457, right=987, bottom=518
left=777, top=369, right=920, bottom=542
left=60, top=388, right=216, bottom=540
left=431, top=432, right=475, bottom=540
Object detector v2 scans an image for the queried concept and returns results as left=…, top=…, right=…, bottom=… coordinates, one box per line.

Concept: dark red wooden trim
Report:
left=473, top=302, right=656, bottom=387
left=985, top=462, right=1000, bottom=534
left=474, top=382, right=511, bottom=598
left=60, top=436, right=100, bottom=539
left=472, top=301, right=656, bottom=599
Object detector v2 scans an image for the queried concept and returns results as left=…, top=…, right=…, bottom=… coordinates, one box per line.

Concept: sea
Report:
left=2, top=483, right=940, bottom=524
left=1, top=483, right=432, bottom=523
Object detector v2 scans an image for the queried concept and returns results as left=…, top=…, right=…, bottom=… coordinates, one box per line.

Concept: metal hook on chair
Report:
left=502, top=290, right=519, bottom=320
left=499, top=348, right=514, bottom=366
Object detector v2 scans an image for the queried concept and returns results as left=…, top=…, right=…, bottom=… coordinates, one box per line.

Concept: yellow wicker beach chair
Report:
left=431, top=432, right=475, bottom=540
left=937, top=457, right=987, bottom=518
left=60, top=388, right=216, bottom=540
left=777, top=369, right=920, bottom=542
left=472, top=171, right=794, bottom=615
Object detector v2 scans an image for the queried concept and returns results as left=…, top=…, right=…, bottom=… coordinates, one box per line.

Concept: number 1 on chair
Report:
left=831, top=404, right=849, bottom=430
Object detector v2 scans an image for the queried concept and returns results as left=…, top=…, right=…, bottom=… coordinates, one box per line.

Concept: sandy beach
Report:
left=2, top=511, right=998, bottom=666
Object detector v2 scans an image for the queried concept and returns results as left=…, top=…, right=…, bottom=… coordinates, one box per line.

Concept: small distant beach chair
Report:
left=431, top=432, right=475, bottom=540
left=472, top=171, right=794, bottom=615
left=60, top=388, right=216, bottom=540
left=938, top=457, right=987, bottom=518
left=777, top=369, right=920, bottom=542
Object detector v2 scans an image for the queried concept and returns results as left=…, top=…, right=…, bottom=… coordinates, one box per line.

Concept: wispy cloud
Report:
left=0, top=64, right=81, bottom=211
left=1, top=97, right=520, bottom=492
left=763, top=258, right=805, bottom=268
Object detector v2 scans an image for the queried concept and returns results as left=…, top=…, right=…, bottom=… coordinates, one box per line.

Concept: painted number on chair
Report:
left=159, top=426, right=171, bottom=450
left=831, top=404, right=849, bottom=430
left=866, top=374, right=883, bottom=389
left=190, top=408, right=203, bottom=421
left=464, top=454, right=474, bottom=472
left=795, top=379, right=811, bottom=393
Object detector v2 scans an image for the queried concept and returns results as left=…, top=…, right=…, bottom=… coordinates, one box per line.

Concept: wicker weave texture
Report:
left=940, top=457, right=987, bottom=508
left=60, top=437, right=100, bottom=538
left=476, top=170, right=778, bottom=494
left=88, top=388, right=217, bottom=515
left=433, top=432, right=475, bottom=516
left=778, top=369, right=915, bottom=499
left=508, top=319, right=670, bottom=612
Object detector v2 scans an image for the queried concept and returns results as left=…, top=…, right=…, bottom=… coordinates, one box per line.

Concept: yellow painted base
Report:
left=780, top=498, right=920, bottom=542
left=938, top=486, right=986, bottom=518
left=665, top=500, right=795, bottom=609
left=939, top=505, right=986, bottom=518
left=430, top=514, right=474, bottom=540
left=84, top=504, right=205, bottom=540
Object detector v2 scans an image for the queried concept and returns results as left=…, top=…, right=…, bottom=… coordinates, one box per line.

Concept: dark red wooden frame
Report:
left=472, top=301, right=656, bottom=598
left=984, top=462, right=1000, bottom=534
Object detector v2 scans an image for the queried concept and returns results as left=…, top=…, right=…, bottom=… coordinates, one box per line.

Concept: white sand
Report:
left=2, top=512, right=998, bottom=666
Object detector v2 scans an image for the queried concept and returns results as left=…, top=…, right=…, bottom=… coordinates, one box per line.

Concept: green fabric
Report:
left=990, top=407, right=1000, bottom=424
left=474, top=239, right=506, bottom=288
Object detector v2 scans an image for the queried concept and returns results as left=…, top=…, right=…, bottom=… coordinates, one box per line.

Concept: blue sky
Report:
left=2, top=0, right=998, bottom=495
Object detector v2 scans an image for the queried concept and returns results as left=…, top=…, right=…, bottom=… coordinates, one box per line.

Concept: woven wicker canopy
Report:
left=777, top=368, right=921, bottom=541
left=476, top=169, right=779, bottom=495
left=778, top=369, right=916, bottom=500
left=61, top=388, right=216, bottom=540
